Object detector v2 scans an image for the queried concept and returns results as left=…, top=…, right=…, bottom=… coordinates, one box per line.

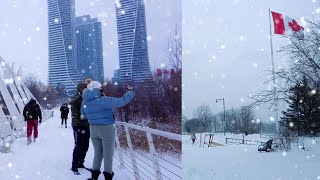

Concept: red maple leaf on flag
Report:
left=288, top=19, right=304, bottom=32
left=163, top=69, right=169, bottom=75
left=156, top=69, right=162, bottom=76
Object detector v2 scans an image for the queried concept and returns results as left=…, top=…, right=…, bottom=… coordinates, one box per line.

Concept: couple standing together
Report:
left=70, top=80, right=135, bottom=180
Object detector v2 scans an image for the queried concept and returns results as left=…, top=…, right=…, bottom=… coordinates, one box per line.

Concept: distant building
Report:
left=74, top=15, right=104, bottom=82
left=47, top=0, right=84, bottom=94
left=115, top=0, right=154, bottom=88
left=111, top=69, right=120, bottom=85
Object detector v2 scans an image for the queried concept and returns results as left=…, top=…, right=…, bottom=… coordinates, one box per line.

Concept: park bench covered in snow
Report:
left=258, top=139, right=273, bottom=152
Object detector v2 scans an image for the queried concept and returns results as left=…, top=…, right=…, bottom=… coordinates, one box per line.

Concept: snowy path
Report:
left=0, top=111, right=130, bottom=180
left=183, top=133, right=320, bottom=180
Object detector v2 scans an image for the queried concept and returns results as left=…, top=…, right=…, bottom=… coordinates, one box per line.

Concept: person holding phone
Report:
left=81, top=81, right=135, bottom=180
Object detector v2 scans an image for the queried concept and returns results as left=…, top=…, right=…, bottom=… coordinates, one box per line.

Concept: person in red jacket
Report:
left=23, top=98, right=42, bottom=145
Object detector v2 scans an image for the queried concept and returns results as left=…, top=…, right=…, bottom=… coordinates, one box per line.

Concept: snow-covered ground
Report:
left=0, top=109, right=130, bottom=180
left=183, top=133, right=320, bottom=180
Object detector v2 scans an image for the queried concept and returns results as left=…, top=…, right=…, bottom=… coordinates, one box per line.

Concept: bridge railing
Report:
left=260, top=133, right=278, bottom=139
left=114, top=121, right=182, bottom=180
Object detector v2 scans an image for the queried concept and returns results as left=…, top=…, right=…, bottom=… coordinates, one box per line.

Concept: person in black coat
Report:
left=60, top=103, right=69, bottom=128
left=23, top=98, right=42, bottom=145
left=69, top=82, right=90, bottom=174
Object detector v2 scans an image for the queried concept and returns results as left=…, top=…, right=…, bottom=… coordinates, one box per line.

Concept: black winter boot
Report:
left=87, top=170, right=100, bottom=180
left=103, top=171, right=114, bottom=180
left=71, top=166, right=80, bottom=175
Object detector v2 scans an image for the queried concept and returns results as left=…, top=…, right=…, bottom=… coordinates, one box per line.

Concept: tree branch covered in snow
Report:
left=251, top=19, right=320, bottom=109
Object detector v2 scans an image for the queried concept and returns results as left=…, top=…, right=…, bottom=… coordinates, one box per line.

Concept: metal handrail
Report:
left=115, top=121, right=181, bottom=141
left=115, top=121, right=182, bottom=180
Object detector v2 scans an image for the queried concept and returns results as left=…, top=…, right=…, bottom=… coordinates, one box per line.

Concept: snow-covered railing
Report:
left=260, top=133, right=278, bottom=139
left=0, top=115, right=23, bottom=151
left=114, top=121, right=182, bottom=180
left=226, top=138, right=267, bottom=146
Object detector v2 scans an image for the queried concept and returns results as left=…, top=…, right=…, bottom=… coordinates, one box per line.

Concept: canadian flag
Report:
left=271, top=11, right=304, bottom=40
left=156, top=69, right=162, bottom=76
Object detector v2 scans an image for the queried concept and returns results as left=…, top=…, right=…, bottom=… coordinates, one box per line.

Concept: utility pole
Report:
left=216, top=98, right=226, bottom=136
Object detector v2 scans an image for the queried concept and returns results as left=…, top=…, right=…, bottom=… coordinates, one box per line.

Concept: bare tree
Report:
left=193, top=104, right=213, bottom=131
left=251, top=19, right=320, bottom=109
left=193, top=104, right=213, bottom=147
left=23, top=74, right=59, bottom=108
left=168, top=25, right=182, bottom=72
left=7, top=62, right=23, bottom=77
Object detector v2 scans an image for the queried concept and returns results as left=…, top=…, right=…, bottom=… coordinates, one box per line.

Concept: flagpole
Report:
left=268, top=9, right=279, bottom=135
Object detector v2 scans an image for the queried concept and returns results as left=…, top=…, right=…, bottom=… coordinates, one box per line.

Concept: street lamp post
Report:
left=216, top=98, right=226, bottom=136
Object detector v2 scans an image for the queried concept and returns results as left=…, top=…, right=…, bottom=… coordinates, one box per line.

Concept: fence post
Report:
left=146, top=132, right=163, bottom=180
left=124, top=126, right=140, bottom=180
left=114, top=125, right=125, bottom=168
left=242, top=135, right=244, bottom=144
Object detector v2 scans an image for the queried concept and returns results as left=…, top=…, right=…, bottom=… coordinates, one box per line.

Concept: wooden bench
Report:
left=258, top=139, right=273, bottom=152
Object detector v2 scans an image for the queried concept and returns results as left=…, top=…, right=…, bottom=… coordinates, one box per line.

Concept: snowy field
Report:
left=183, top=133, right=320, bottom=180
left=0, top=109, right=130, bottom=180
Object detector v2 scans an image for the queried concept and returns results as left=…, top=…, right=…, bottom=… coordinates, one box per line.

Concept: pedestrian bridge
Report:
left=0, top=57, right=182, bottom=180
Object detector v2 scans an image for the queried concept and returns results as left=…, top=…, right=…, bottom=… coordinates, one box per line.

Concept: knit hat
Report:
left=87, top=81, right=102, bottom=91
left=77, top=82, right=87, bottom=94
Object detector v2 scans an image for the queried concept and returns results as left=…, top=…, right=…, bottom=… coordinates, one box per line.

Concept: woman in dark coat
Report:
left=60, top=103, right=69, bottom=128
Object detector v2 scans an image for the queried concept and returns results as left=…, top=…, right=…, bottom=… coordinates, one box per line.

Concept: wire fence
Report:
left=114, top=121, right=182, bottom=180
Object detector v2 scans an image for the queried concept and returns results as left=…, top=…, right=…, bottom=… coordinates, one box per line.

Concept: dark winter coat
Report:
left=60, top=106, right=69, bottom=119
left=81, top=88, right=135, bottom=125
left=23, top=99, right=42, bottom=121
left=69, top=82, right=89, bottom=128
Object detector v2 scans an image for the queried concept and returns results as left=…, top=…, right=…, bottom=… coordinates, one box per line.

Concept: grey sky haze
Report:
left=0, top=0, right=181, bottom=83
left=183, top=0, right=318, bottom=120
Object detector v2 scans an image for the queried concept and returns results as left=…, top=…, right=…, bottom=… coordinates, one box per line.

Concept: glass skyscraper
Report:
left=115, top=0, right=154, bottom=87
left=48, top=0, right=83, bottom=94
left=74, top=15, right=104, bottom=83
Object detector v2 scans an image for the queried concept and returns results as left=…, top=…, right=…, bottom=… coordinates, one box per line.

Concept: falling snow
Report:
left=53, top=18, right=60, bottom=23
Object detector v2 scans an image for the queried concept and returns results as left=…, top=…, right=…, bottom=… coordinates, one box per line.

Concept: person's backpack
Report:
left=27, top=104, right=39, bottom=119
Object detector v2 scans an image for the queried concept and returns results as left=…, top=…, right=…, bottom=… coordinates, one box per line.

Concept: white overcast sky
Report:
left=0, top=0, right=181, bottom=82
left=183, top=0, right=319, bottom=119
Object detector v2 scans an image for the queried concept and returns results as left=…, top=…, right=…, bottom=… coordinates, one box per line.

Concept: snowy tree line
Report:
left=23, top=74, right=67, bottom=108
left=111, top=27, right=181, bottom=134
left=281, top=77, right=320, bottom=136
left=183, top=104, right=261, bottom=134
